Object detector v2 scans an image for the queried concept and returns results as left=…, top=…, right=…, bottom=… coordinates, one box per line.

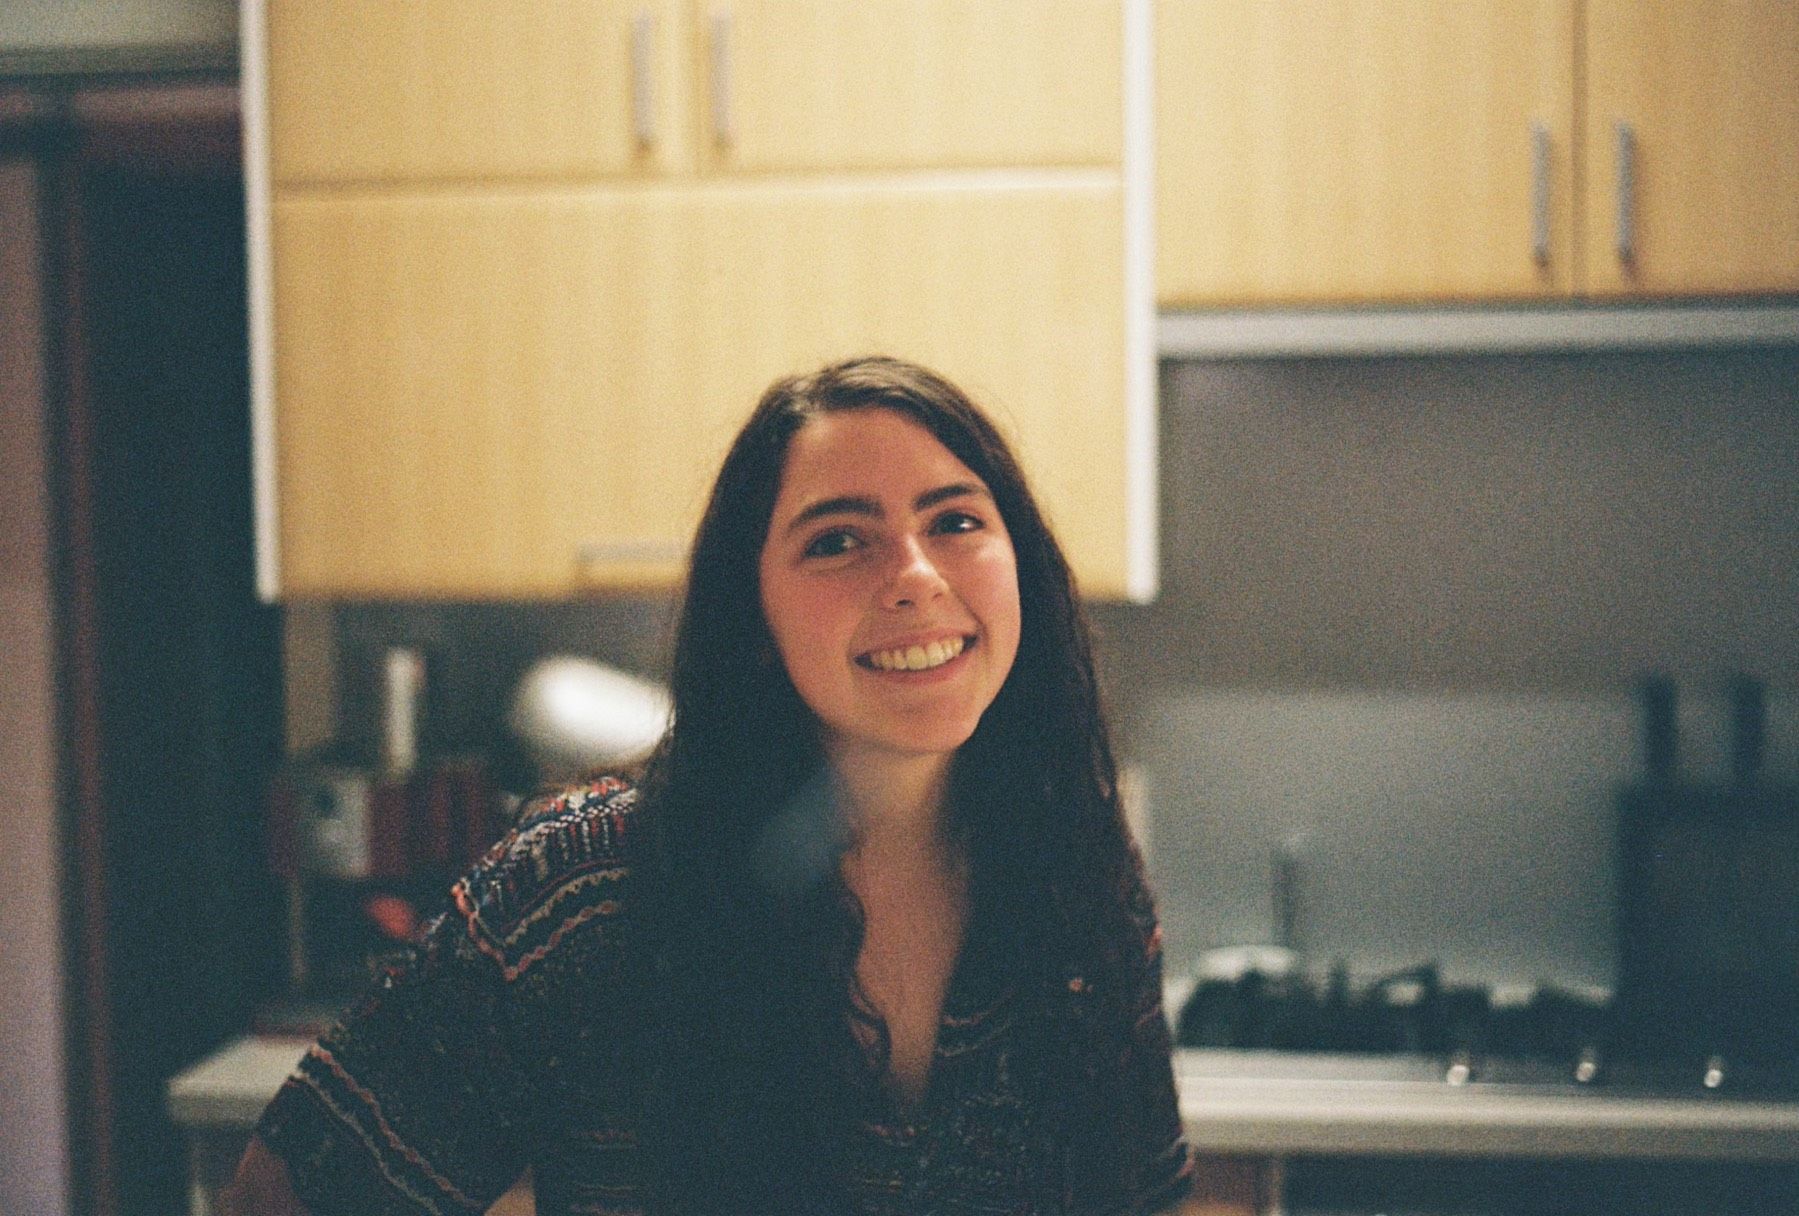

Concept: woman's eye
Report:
left=803, top=528, right=863, bottom=559
left=931, top=510, right=984, bottom=535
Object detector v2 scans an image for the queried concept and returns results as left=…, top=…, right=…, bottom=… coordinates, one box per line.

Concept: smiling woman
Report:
left=759, top=407, right=1022, bottom=769
left=228, top=356, right=1212, bottom=1215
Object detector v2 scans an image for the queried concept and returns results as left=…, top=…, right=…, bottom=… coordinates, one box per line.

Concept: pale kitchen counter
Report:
left=170, top=1036, right=1799, bottom=1213
left=1176, top=1049, right=1799, bottom=1163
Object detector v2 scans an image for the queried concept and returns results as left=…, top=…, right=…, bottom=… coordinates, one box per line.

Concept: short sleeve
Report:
left=256, top=777, right=642, bottom=1215
left=256, top=888, right=531, bottom=1216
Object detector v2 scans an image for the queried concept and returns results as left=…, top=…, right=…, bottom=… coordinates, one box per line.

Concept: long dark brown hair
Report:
left=632, top=356, right=1156, bottom=1213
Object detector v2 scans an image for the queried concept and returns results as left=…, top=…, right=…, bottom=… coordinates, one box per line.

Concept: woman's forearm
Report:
left=219, top=1135, right=311, bottom=1216
left=1162, top=1154, right=1261, bottom=1215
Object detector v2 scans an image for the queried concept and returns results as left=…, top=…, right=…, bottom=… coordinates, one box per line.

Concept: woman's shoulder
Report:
left=512, top=772, right=645, bottom=852
left=451, top=773, right=647, bottom=981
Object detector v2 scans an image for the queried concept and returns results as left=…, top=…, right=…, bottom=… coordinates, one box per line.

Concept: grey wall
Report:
left=314, top=344, right=1799, bottom=997
left=1100, top=349, right=1799, bottom=693
left=1132, top=686, right=1798, bottom=992
left=0, top=0, right=235, bottom=58
left=1094, top=347, right=1799, bottom=990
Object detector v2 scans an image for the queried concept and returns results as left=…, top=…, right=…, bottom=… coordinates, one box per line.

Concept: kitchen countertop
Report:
left=167, top=1035, right=313, bottom=1130
left=1176, top=1049, right=1799, bottom=1162
left=169, top=1036, right=1799, bottom=1164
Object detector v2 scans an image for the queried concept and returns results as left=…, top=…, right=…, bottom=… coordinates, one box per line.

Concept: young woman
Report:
left=229, top=356, right=1208, bottom=1214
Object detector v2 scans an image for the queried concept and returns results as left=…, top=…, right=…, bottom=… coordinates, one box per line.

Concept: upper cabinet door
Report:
left=1582, top=0, right=1799, bottom=298
left=697, top=0, right=1123, bottom=171
left=268, top=180, right=1140, bottom=599
left=674, top=178, right=1138, bottom=598
left=1157, top=0, right=1576, bottom=306
left=266, top=0, right=694, bottom=184
left=270, top=189, right=728, bottom=597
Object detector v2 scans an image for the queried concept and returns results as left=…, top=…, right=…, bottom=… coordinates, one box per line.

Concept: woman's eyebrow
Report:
left=915, top=482, right=987, bottom=511
left=783, top=483, right=990, bottom=536
left=784, top=495, right=880, bottom=535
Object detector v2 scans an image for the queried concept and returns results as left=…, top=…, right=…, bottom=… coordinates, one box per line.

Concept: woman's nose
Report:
left=881, top=537, right=947, bottom=609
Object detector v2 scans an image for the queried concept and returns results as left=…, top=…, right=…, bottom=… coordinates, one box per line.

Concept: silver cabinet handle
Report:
left=630, top=10, right=656, bottom=148
left=709, top=9, right=733, bottom=147
left=1615, top=121, right=1637, bottom=266
left=1530, top=121, right=1551, bottom=266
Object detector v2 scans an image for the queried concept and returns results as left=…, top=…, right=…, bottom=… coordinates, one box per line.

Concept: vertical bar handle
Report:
left=1615, top=121, right=1637, bottom=266
left=630, top=11, right=656, bottom=148
left=709, top=9, right=734, bottom=148
left=1530, top=121, right=1551, bottom=266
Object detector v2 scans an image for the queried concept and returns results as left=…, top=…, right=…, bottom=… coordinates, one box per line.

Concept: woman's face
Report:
left=758, top=408, right=1022, bottom=768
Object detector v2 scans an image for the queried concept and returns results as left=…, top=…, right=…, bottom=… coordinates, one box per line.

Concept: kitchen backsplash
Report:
left=1137, top=686, right=1798, bottom=995
left=303, top=343, right=1799, bottom=997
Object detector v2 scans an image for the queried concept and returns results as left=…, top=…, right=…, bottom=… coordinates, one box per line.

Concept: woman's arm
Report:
left=219, top=1135, right=311, bottom=1216
left=1161, top=1154, right=1260, bottom=1215
left=233, top=781, right=640, bottom=1214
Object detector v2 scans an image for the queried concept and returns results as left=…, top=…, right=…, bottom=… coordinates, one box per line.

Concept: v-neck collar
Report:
left=857, top=888, right=1024, bottom=1128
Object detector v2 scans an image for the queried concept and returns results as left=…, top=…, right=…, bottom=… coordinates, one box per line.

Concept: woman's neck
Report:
left=828, top=746, right=956, bottom=869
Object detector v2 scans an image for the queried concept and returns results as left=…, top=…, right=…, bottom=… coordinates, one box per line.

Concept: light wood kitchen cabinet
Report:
left=266, top=0, right=697, bottom=183
left=271, top=189, right=711, bottom=597
left=246, top=1, right=1156, bottom=601
left=269, top=180, right=1131, bottom=598
left=267, top=0, right=1123, bottom=184
left=1157, top=0, right=1799, bottom=307
left=699, top=0, right=1123, bottom=171
left=636, top=178, right=1136, bottom=598
left=1581, top=0, right=1799, bottom=298
left=1156, top=0, right=1576, bottom=306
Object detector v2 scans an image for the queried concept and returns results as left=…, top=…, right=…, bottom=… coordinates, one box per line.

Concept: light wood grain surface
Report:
left=268, top=0, right=696, bottom=184
left=1156, top=0, right=1577, bottom=306
left=1581, top=0, right=1799, bottom=297
left=271, top=176, right=1131, bottom=598
left=695, top=0, right=1123, bottom=172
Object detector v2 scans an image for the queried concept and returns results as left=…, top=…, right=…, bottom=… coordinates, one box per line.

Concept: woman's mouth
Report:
left=856, top=635, right=973, bottom=673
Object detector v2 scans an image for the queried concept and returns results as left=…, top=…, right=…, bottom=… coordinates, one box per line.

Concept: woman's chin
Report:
left=825, top=722, right=981, bottom=768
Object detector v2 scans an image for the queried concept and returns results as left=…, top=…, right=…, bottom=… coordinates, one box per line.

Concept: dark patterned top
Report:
left=258, top=777, right=1194, bottom=1215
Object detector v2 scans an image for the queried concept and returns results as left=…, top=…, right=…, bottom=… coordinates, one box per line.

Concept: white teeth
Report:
left=867, top=636, right=965, bottom=672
